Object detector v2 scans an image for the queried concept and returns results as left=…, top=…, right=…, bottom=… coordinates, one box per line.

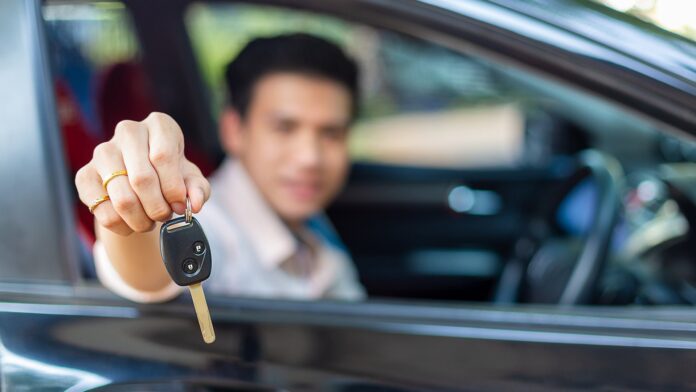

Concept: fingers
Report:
left=144, top=113, right=187, bottom=212
left=92, top=141, right=154, bottom=233
left=183, top=159, right=211, bottom=213
left=75, top=164, right=133, bottom=236
left=115, top=120, right=173, bottom=222
left=75, top=113, right=208, bottom=236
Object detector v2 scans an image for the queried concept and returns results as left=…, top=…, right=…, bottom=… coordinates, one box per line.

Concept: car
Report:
left=2, top=0, right=696, bottom=390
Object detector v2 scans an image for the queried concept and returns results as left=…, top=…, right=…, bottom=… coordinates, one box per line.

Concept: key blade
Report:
left=188, top=283, right=216, bottom=344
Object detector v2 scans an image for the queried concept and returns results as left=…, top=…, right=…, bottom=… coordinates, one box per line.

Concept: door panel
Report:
left=1, top=293, right=696, bottom=391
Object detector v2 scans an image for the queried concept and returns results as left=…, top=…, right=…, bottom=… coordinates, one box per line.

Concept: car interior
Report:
left=44, top=0, right=696, bottom=306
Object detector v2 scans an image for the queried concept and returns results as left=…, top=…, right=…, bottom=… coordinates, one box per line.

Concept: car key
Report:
left=160, top=197, right=215, bottom=344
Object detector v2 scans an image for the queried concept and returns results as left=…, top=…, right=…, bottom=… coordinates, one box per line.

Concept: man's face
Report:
left=222, top=72, right=352, bottom=226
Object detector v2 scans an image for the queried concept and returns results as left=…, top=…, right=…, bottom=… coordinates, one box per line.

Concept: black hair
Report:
left=224, top=33, right=359, bottom=120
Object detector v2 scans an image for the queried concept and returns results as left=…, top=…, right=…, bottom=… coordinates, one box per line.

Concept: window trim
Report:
left=0, top=0, right=80, bottom=285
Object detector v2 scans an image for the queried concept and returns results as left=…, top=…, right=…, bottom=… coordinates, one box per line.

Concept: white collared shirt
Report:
left=94, top=158, right=365, bottom=303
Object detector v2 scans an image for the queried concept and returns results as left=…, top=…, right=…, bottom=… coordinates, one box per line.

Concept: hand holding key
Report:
left=160, top=198, right=215, bottom=344
left=74, top=112, right=214, bottom=325
left=75, top=112, right=211, bottom=235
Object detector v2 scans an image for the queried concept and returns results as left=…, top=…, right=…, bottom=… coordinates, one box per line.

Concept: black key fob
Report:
left=159, top=216, right=212, bottom=286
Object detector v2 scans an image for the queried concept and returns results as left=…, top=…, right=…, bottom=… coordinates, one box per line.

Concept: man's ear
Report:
left=219, top=108, right=243, bottom=155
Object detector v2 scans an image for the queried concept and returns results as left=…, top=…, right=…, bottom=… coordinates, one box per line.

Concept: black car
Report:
left=2, top=0, right=696, bottom=390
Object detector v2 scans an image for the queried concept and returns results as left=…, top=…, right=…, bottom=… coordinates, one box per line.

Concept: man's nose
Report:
left=293, top=129, right=322, bottom=168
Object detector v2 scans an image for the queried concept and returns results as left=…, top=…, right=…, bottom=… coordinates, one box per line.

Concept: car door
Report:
left=2, top=0, right=696, bottom=391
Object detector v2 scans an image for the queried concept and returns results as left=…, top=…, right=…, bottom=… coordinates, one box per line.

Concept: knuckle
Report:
left=114, top=120, right=137, bottom=137
left=148, top=112, right=183, bottom=140
left=132, top=220, right=155, bottom=233
left=129, top=170, right=156, bottom=189
left=100, top=211, right=124, bottom=230
left=161, top=182, right=185, bottom=200
left=93, top=141, right=116, bottom=160
left=149, top=148, right=175, bottom=166
left=74, top=166, right=89, bottom=186
left=112, top=194, right=139, bottom=212
left=147, top=111, right=171, bottom=124
left=149, top=204, right=171, bottom=221
left=113, top=227, right=133, bottom=236
left=146, top=111, right=162, bottom=121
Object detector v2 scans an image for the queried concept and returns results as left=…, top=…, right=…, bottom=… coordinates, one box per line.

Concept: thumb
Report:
left=183, top=162, right=211, bottom=214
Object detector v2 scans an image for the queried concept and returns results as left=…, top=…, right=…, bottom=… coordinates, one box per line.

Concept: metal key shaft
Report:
left=189, top=283, right=215, bottom=343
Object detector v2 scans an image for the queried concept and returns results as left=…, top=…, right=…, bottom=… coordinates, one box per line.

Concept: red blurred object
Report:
left=96, top=61, right=216, bottom=175
left=56, top=79, right=99, bottom=174
left=55, top=79, right=100, bottom=244
left=96, top=61, right=158, bottom=137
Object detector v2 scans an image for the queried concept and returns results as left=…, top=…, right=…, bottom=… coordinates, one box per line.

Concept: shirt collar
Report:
left=210, top=158, right=298, bottom=269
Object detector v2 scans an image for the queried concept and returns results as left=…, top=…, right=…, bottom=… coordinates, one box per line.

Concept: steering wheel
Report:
left=495, top=150, right=622, bottom=305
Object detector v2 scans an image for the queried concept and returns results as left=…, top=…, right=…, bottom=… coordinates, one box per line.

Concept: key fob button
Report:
left=182, top=258, right=198, bottom=274
left=160, top=216, right=212, bottom=286
left=192, top=241, right=206, bottom=255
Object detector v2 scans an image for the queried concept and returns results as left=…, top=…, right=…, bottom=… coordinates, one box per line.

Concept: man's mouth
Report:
left=281, top=179, right=322, bottom=201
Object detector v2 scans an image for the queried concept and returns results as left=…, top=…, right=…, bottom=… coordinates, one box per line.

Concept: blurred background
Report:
left=600, top=0, right=696, bottom=40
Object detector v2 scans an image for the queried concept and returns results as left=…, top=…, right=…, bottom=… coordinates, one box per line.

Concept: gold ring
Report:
left=89, top=195, right=111, bottom=214
left=102, top=170, right=128, bottom=190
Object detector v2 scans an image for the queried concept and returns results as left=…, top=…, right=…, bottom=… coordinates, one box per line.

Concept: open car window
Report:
left=183, top=2, right=696, bottom=305
left=35, top=0, right=696, bottom=307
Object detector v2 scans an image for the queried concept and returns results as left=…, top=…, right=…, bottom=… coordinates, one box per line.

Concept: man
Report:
left=75, top=33, right=365, bottom=302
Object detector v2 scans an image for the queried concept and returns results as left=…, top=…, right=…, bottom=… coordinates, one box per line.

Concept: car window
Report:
left=37, top=0, right=696, bottom=307
left=186, top=3, right=530, bottom=169
left=180, top=1, right=696, bottom=306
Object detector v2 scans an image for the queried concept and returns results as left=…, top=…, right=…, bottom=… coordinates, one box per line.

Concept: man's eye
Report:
left=275, top=121, right=295, bottom=133
left=322, top=127, right=346, bottom=140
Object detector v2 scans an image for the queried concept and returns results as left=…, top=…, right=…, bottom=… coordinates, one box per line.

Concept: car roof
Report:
left=426, top=0, right=696, bottom=94
left=410, top=0, right=696, bottom=136
left=495, top=0, right=696, bottom=87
